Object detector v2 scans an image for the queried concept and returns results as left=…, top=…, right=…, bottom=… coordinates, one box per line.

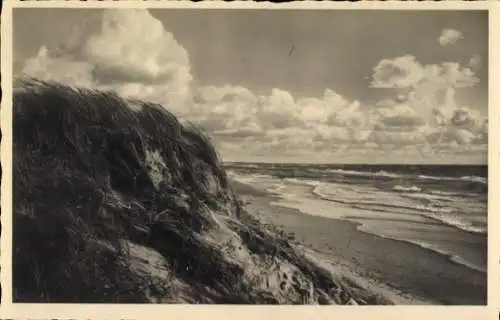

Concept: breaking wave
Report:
left=328, top=169, right=402, bottom=179
left=393, top=185, right=422, bottom=192
left=417, top=175, right=487, bottom=185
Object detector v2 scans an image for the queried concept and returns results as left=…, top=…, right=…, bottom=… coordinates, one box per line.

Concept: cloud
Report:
left=19, top=10, right=486, bottom=162
left=438, top=28, right=463, bottom=46
left=234, top=83, right=485, bottom=159
left=22, top=46, right=95, bottom=87
left=370, top=55, right=426, bottom=89
left=98, top=81, right=193, bottom=114
left=21, top=9, right=193, bottom=108
left=190, top=77, right=486, bottom=159
left=191, top=85, right=365, bottom=152
left=85, top=10, right=191, bottom=87
left=371, top=55, right=478, bottom=91
left=440, top=62, right=479, bottom=88
left=293, top=89, right=349, bottom=123
left=468, top=54, right=482, bottom=71
left=191, top=85, right=261, bottom=133
left=370, top=55, right=480, bottom=132
left=375, top=103, right=425, bottom=130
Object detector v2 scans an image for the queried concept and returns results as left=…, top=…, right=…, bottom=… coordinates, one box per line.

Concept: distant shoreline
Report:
left=231, top=180, right=487, bottom=305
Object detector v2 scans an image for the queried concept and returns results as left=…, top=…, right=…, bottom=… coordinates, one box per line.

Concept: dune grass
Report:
left=13, top=78, right=390, bottom=304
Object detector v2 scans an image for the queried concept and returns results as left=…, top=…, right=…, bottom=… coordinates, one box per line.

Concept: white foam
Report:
left=418, top=174, right=487, bottom=185
left=429, top=190, right=479, bottom=197
left=393, top=185, right=422, bottom=192
left=283, top=177, right=321, bottom=187
left=328, top=169, right=402, bottom=179
left=460, top=175, right=487, bottom=184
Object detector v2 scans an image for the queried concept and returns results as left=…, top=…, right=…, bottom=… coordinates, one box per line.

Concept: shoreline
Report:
left=312, top=188, right=487, bottom=237
left=284, top=186, right=487, bottom=273
left=351, top=220, right=487, bottom=274
left=232, top=180, right=487, bottom=305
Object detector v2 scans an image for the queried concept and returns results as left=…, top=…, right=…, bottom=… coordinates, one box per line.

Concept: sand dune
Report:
left=13, top=78, right=395, bottom=304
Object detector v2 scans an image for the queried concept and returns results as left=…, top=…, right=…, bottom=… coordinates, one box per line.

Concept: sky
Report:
left=13, top=8, right=488, bottom=164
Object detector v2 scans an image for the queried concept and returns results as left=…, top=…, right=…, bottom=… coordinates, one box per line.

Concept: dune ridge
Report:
left=13, top=78, right=392, bottom=304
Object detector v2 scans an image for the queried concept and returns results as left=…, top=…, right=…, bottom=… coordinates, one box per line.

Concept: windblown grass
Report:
left=13, top=78, right=390, bottom=304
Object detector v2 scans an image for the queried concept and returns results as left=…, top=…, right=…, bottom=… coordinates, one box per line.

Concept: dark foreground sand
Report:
left=232, top=181, right=487, bottom=305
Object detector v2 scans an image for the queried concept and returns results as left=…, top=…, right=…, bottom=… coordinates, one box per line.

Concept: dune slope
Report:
left=13, top=78, right=390, bottom=304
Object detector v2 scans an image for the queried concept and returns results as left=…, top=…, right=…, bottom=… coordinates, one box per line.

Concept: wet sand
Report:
left=232, top=180, right=487, bottom=305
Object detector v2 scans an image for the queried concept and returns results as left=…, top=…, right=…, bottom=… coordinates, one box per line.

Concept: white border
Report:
left=489, top=0, right=500, bottom=315
left=1, top=1, right=498, bottom=319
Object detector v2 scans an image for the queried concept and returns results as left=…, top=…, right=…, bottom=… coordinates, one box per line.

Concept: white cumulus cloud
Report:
left=85, top=9, right=191, bottom=87
left=438, top=28, right=464, bottom=46
left=22, top=46, right=95, bottom=87
left=370, top=55, right=426, bottom=89
left=21, top=9, right=193, bottom=109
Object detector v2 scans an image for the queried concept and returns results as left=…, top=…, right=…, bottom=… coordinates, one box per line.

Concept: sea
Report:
left=225, top=163, right=488, bottom=273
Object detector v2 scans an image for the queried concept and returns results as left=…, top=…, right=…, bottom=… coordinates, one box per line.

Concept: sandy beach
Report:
left=232, top=180, right=487, bottom=305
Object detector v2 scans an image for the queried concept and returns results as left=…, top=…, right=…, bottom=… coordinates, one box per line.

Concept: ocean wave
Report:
left=417, top=174, right=487, bottom=185
left=460, top=175, right=487, bottom=184
left=228, top=171, right=272, bottom=180
left=282, top=177, right=304, bottom=184
left=229, top=165, right=487, bottom=189
left=310, top=184, right=488, bottom=234
left=394, top=187, right=482, bottom=200
left=400, top=193, right=454, bottom=204
left=429, top=190, right=480, bottom=197
left=355, top=203, right=485, bottom=234
left=310, top=168, right=486, bottom=186
left=230, top=170, right=487, bottom=235
left=328, top=169, right=402, bottom=179
left=436, top=215, right=486, bottom=234
left=316, top=194, right=486, bottom=234
left=312, top=183, right=381, bottom=200
left=411, top=204, right=454, bottom=214
left=392, top=185, right=422, bottom=193
left=313, top=186, right=453, bottom=214
left=273, top=185, right=287, bottom=193
left=355, top=201, right=455, bottom=215
left=228, top=172, right=281, bottom=189
left=283, top=177, right=321, bottom=187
